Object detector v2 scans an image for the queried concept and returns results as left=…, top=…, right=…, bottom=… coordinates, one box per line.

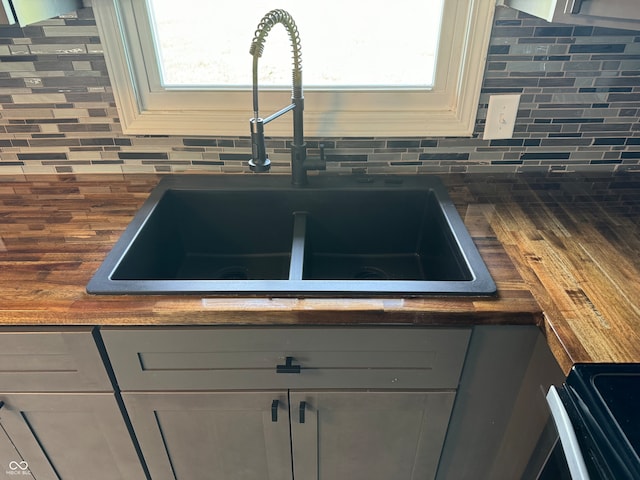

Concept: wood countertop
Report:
left=0, top=172, right=638, bottom=372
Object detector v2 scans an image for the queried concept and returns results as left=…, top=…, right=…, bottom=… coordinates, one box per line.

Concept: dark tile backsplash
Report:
left=1, top=6, right=639, bottom=175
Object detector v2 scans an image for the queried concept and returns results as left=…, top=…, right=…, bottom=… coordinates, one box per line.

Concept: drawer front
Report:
left=0, top=328, right=112, bottom=392
left=100, top=327, right=471, bottom=391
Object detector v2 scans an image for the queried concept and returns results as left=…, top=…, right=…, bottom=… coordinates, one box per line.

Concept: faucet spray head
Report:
left=248, top=117, right=270, bottom=172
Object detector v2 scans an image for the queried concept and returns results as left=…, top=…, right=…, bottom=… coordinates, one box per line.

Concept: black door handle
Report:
left=299, top=401, right=306, bottom=424
left=271, top=399, right=279, bottom=422
left=276, top=356, right=301, bottom=374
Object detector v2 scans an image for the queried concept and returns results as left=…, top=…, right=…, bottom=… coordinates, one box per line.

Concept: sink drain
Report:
left=213, top=266, right=250, bottom=280
left=353, top=267, right=389, bottom=280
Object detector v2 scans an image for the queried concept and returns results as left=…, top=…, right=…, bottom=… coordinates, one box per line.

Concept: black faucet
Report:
left=248, top=9, right=325, bottom=187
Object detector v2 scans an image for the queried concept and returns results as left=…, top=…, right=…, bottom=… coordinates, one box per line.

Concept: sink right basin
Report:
left=87, top=175, right=496, bottom=296
left=301, top=189, right=472, bottom=282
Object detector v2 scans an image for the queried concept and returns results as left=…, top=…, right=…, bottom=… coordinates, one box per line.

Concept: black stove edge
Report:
left=562, top=363, right=640, bottom=480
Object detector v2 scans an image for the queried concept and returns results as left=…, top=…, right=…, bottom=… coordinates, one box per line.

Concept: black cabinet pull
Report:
left=569, top=0, right=584, bottom=14
left=271, top=399, right=279, bottom=422
left=276, top=356, right=301, bottom=374
left=299, top=401, right=306, bottom=424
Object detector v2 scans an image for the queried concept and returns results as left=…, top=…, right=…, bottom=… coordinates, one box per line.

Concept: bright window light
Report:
left=146, top=0, right=444, bottom=89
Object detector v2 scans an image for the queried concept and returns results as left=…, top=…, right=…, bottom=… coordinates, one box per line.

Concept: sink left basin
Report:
left=110, top=189, right=295, bottom=282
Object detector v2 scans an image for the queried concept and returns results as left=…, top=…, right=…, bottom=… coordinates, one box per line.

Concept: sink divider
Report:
left=288, top=212, right=308, bottom=280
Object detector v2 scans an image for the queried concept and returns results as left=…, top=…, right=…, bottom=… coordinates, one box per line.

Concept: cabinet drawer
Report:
left=0, top=327, right=112, bottom=392
left=100, top=327, right=471, bottom=391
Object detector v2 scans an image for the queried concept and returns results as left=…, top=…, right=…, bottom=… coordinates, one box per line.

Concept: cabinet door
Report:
left=0, top=393, right=146, bottom=480
left=502, top=0, right=640, bottom=30
left=290, top=391, right=456, bottom=480
left=575, top=0, right=640, bottom=21
left=1, top=0, right=82, bottom=27
left=124, top=391, right=293, bottom=480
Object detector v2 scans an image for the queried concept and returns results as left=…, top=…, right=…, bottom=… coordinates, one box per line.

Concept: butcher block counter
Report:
left=0, top=172, right=638, bottom=373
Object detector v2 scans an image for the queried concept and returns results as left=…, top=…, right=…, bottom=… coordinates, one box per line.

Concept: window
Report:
left=148, top=1, right=442, bottom=89
left=93, top=0, right=496, bottom=137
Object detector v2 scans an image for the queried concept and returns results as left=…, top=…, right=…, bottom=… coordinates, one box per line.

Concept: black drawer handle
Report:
left=299, top=401, right=306, bottom=424
left=276, top=356, right=301, bottom=374
left=569, top=0, right=583, bottom=14
left=271, top=399, right=279, bottom=422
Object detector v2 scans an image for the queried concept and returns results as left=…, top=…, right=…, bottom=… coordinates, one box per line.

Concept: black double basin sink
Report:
left=87, top=175, right=496, bottom=296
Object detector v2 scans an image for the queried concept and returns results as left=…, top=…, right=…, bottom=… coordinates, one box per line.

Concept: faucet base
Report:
left=249, top=157, right=271, bottom=172
left=291, top=142, right=308, bottom=186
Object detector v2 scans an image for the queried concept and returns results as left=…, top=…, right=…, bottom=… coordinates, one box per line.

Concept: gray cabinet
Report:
left=0, top=394, right=145, bottom=480
left=0, top=324, right=566, bottom=479
left=290, top=390, right=454, bottom=480
left=101, top=327, right=471, bottom=480
left=121, top=390, right=455, bottom=480
left=122, top=391, right=292, bottom=480
left=436, top=325, right=565, bottom=480
left=501, top=0, right=640, bottom=30
left=0, top=327, right=112, bottom=392
left=1, top=0, right=82, bottom=27
left=101, top=327, right=469, bottom=391
left=0, top=327, right=146, bottom=480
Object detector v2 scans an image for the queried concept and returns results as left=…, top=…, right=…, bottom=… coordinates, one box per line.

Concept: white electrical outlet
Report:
left=483, top=94, right=520, bottom=140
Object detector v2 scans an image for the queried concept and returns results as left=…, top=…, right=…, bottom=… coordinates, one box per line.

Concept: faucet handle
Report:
left=302, top=143, right=326, bottom=176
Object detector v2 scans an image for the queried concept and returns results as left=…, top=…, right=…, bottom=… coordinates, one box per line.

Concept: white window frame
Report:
left=92, top=0, right=496, bottom=137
